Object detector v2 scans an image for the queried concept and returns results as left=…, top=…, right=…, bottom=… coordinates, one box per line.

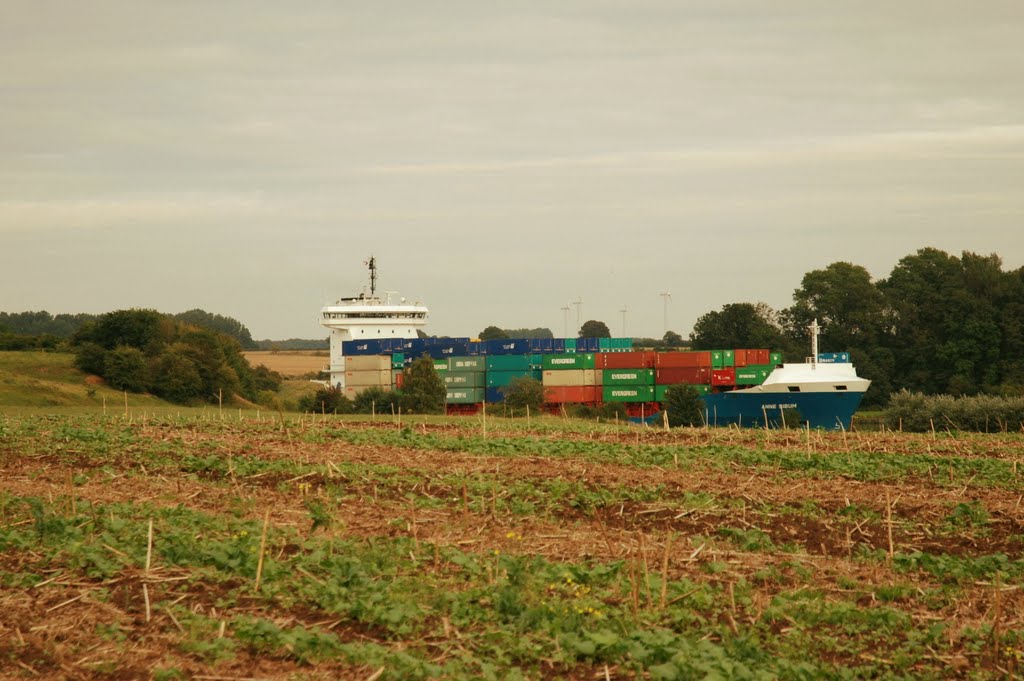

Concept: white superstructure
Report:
left=318, top=258, right=428, bottom=387
left=738, top=318, right=870, bottom=395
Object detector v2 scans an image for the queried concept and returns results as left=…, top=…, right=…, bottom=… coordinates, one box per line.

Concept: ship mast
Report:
left=808, top=318, right=820, bottom=367
left=365, top=256, right=377, bottom=296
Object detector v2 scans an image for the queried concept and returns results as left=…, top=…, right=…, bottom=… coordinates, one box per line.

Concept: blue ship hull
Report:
left=702, top=390, right=866, bottom=431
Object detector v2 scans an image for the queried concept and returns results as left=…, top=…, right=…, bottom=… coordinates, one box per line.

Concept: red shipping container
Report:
left=755, top=349, right=771, bottom=364
left=655, top=351, right=711, bottom=368
left=544, top=386, right=599, bottom=404
left=656, top=367, right=710, bottom=385
left=394, top=373, right=405, bottom=389
left=734, top=349, right=748, bottom=367
left=596, top=351, right=655, bottom=369
left=711, top=368, right=736, bottom=386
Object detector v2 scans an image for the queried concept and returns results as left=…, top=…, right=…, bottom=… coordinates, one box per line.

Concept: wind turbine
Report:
left=560, top=304, right=571, bottom=338
left=572, top=297, right=583, bottom=333
left=620, top=305, right=628, bottom=337
left=659, top=292, right=672, bottom=335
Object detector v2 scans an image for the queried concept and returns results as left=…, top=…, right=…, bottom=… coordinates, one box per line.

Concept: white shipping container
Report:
left=344, top=355, right=392, bottom=371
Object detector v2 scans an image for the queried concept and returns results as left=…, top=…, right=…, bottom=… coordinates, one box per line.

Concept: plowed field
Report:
left=1, top=413, right=1022, bottom=679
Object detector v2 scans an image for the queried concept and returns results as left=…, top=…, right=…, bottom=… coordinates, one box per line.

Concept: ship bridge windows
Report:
left=323, top=312, right=426, bottom=320
left=787, top=386, right=801, bottom=392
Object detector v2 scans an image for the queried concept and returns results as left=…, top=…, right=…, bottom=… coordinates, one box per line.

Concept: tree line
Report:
left=71, top=309, right=280, bottom=405
left=0, top=309, right=258, bottom=350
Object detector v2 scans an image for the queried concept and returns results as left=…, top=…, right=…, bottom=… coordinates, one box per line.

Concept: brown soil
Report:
left=3, top=419, right=1023, bottom=679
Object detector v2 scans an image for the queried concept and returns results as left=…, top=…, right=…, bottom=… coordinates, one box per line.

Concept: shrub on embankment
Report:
left=884, top=389, right=1024, bottom=432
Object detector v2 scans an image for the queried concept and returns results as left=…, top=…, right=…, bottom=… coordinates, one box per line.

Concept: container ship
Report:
left=320, top=260, right=870, bottom=430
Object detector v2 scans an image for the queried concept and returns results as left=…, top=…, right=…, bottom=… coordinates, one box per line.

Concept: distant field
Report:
left=243, top=350, right=328, bottom=377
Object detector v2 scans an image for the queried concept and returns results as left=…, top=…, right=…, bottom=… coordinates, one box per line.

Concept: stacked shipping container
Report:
left=342, top=339, right=789, bottom=411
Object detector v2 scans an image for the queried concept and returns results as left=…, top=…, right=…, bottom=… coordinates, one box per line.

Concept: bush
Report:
left=353, top=386, right=401, bottom=415
left=566, top=402, right=629, bottom=421
left=298, top=386, right=353, bottom=414
left=884, top=389, right=1024, bottom=433
left=662, top=385, right=706, bottom=428
left=149, top=350, right=203, bottom=403
left=73, top=342, right=107, bottom=376
left=500, top=377, right=545, bottom=414
left=103, top=345, right=149, bottom=392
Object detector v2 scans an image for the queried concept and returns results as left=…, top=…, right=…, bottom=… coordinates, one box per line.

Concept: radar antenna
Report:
left=364, top=256, right=378, bottom=296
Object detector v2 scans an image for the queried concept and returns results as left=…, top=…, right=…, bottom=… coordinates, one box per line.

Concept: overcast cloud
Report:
left=2, top=1, right=1022, bottom=339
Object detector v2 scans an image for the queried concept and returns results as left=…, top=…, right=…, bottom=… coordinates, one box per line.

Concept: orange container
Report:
left=655, top=351, right=711, bottom=368
left=656, top=367, right=710, bottom=385
left=544, top=386, right=599, bottom=403
left=595, top=351, right=655, bottom=369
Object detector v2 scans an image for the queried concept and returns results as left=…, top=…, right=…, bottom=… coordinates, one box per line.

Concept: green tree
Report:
left=104, top=345, right=149, bottom=392
left=400, top=356, right=446, bottom=414
left=73, top=342, right=107, bottom=376
left=478, top=326, right=509, bottom=341
left=174, top=309, right=256, bottom=349
left=148, top=350, right=203, bottom=403
left=662, top=330, right=684, bottom=347
left=784, top=262, right=887, bottom=350
left=72, top=309, right=164, bottom=352
left=690, top=303, right=785, bottom=351
left=662, top=385, right=705, bottom=427
left=879, top=248, right=1002, bottom=395
left=578, top=320, right=611, bottom=338
left=500, top=377, right=545, bottom=413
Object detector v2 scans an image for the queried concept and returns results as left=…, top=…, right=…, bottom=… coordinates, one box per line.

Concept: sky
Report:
left=2, top=1, right=1023, bottom=340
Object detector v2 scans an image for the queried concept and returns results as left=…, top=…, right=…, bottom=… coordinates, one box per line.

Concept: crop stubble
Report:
left=1, top=414, right=1023, bottom=679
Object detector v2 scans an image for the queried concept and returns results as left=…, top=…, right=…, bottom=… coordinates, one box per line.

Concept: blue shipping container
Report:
left=484, top=339, right=533, bottom=355
left=422, top=342, right=468, bottom=358
left=485, top=387, right=505, bottom=403
left=342, top=339, right=385, bottom=355
left=528, top=338, right=554, bottom=353
left=817, top=352, right=851, bottom=364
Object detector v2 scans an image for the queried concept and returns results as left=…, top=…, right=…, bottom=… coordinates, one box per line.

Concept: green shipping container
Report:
left=603, top=385, right=656, bottom=402
left=485, top=354, right=532, bottom=372
left=391, top=353, right=405, bottom=369
left=723, top=349, right=735, bottom=367
left=449, top=356, right=486, bottom=371
left=542, top=353, right=595, bottom=370
left=734, top=368, right=761, bottom=385
left=602, top=368, right=654, bottom=385
left=446, top=387, right=484, bottom=404
left=710, top=350, right=724, bottom=369
left=564, top=339, right=577, bottom=352
left=487, top=370, right=542, bottom=388
left=432, top=359, right=450, bottom=372
left=769, top=352, right=783, bottom=365
left=443, top=371, right=485, bottom=387
left=656, top=384, right=710, bottom=400
left=599, top=337, right=633, bottom=351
